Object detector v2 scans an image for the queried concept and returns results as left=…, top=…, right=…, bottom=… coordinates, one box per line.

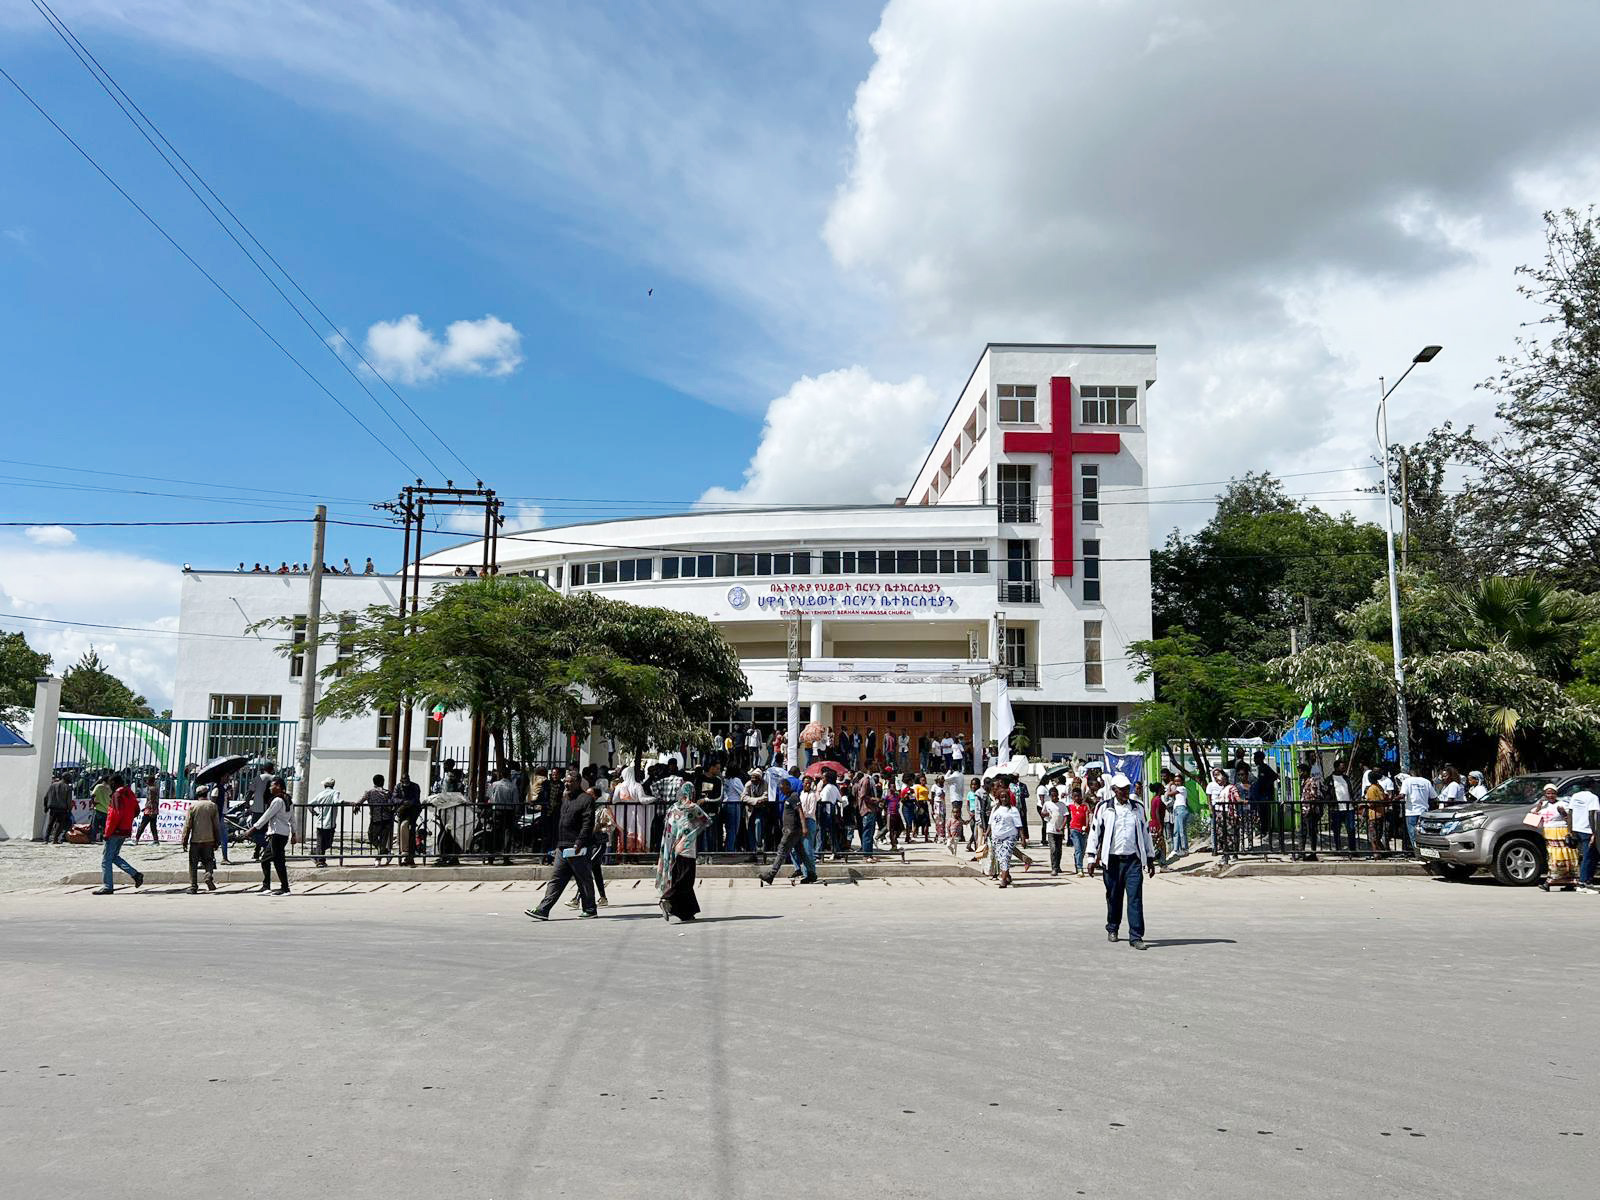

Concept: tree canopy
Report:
left=59, top=647, right=152, bottom=718
left=1, top=631, right=52, bottom=724
left=285, top=576, right=749, bottom=762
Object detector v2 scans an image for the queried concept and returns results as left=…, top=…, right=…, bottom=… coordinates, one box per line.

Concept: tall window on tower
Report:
left=1002, top=540, right=1038, bottom=603
left=1080, top=463, right=1100, bottom=522
left=997, top=383, right=1036, bottom=423
left=997, top=464, right=1035, bottom=523
left=1082, top=539, right=1101, bottom=602
left=1003, top=626, right=1034, bottom=687
left=1084, top=620, right=1104, bottom=687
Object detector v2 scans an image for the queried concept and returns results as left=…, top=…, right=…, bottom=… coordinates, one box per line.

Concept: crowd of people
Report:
left=237, top=557, right=375, bottom=575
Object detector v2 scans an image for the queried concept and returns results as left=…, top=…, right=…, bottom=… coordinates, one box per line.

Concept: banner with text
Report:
left=730, top=581, right=957, bottom=616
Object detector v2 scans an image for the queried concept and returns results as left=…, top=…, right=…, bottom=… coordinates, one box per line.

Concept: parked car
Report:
left=1415, top=769, right=1600, bottom=886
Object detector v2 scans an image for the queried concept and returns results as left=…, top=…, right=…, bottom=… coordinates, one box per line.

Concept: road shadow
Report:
left=601, top=913, right=785, bottom=923
left=1141, top=938, right=1237, bottom=948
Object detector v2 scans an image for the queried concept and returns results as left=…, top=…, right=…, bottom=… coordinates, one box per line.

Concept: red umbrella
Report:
left=804, top=760, right=849, bottom=778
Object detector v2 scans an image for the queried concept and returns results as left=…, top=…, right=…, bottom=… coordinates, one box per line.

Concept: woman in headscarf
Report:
left=613, top=763, right=649, bottom=855
left=1532, top=784, right=1579, bottom=892
left=656, top=780, right=711, bottom=922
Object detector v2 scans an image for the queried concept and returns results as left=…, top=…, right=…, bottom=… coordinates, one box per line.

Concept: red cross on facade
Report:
left=1001, top=376, right=1120, bottom=578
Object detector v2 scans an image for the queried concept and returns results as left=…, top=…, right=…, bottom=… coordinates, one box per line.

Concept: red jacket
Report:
left=106, top=786, right=139, bottom=838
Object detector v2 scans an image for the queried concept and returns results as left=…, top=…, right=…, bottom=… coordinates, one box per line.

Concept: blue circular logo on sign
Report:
left=727, top=586, right=750, bottom=610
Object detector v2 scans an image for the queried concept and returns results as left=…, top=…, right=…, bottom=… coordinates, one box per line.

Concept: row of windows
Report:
left=570, top=548, right=998, bottom=583
left=993, top=382, right=1138, bottom=428
left=1012, top=702, right=1120, bottom=741
left=572, top=557, right=656, bottom=586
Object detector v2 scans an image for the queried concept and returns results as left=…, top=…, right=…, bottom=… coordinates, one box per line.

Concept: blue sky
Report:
left=4, top=1, right=1600, bottom=709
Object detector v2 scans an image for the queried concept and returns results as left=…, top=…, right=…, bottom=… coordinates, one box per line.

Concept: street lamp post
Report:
left=1375, top=345, right=1441, bottom=773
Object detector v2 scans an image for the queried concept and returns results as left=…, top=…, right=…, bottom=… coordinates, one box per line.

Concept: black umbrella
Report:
left=192, top=754, right=249, bottom=787
left=1040, top=762, right=1076, bottom=784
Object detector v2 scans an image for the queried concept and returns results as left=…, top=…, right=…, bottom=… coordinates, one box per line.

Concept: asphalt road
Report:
left=1, top=875, right=1595, bottom=1199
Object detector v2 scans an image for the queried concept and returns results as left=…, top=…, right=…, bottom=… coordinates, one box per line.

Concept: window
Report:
left=1085, top=620, right=1104, bottom=687
left=336, top=614, right=356, bottom=678
left=572, top=557, right=652, bottom=586
left=1012, top=703, right=1119, bottom=741
left=979, top=469, right=988, bottom=504
left=736, top=553, right=756, bottom=576
left=1080, top=384, right=1139, bottom=426
left=1003, top=626, right=1032, bottom=686
left=715, top=553, right=735, bottom=577
left=206, top=694, right=284, bottom=760
left=1002, top=540, right=1038, bottom=602
left=662, top=557, right=679, bottom=579
left=879, top=549, right=896, bottom=574
left=793, top=552, right=810, bottom=574
left=843, top=551, right=857, bottom=573
left=976, top=391, right=987, bottom=436
left=974, top=548, right=989, bottom=573
left=585, top=562, right=601, bottom=585
left=554, top=565, right=563, bottom=589
left=1081, top=464, right=1100, bottom=522
left=939, top=549, right=955, bottom=573
left=698, top=554, right=714, bottom=577
left=601, top=560, right=618, bottom=584
left=998, top=464, right=1035, bottom=522
left=209, top=694, right=282, bottom=720
left=823, top=550, right=842, bottom=575
left=997, top=383, right=1037, bottom=423
left=774, top=552, right=792, bottom=575
left=858, top=550, right=877, bottom=573
left=1082, top=539, right=1101, bottom=602
left=956, top=549, right=972, bottom=573
left=376, top=712, right=441, bottom=757
left=289, top=615, right=307, bottom=679
left=898, top=550, right=918, bottom=573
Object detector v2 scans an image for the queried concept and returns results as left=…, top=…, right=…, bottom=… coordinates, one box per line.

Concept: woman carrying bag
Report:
left=247, top=777, right=296, bottom=894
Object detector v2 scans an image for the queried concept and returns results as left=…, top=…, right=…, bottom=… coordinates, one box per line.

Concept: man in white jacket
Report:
left=1084, top=772, right=1156, bottom=949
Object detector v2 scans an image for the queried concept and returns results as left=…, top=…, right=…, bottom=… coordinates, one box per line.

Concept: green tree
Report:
left=1125, top=631, right=1295, bottom=781
left=1444, top=207, right=1600, bottom=588
left=281, top=577, right=749, bottom=766
left=1, top=631, right=52, bottom=724
left=59, top=647, right=152, bottom=718
left=1152, top=473, right=1388, bottom=661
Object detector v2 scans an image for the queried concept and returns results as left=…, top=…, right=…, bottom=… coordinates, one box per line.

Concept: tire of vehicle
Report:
left=1425, top=862, right=1476, bottom=882
left=1491, top=835, right=1544, bottom=887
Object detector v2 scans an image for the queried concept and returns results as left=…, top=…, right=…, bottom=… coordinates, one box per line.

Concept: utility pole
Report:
left=292, top=505, right=327, bottom=828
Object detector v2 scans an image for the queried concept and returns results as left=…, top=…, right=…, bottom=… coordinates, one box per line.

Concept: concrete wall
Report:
left=0, top=677, right=62, bottom=841
left=307, top=748, right=431, bottom=807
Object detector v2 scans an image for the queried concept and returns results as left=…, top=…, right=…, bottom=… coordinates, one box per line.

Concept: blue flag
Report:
left=1103, top=750, right=1144, bottom=785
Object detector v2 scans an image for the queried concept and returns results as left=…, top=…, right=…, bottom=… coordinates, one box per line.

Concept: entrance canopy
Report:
left=794, top=658, right=1000, bottom=685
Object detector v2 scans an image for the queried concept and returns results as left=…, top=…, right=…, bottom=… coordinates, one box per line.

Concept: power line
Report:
left=0, top=61, right=420, bottom=478
left=0, top=474, right=381, bottom=523
left=0, top=455, right=380, bottom=506
left=0, top=611, right=291, bottom=643
left=0, top=518, right=311, bottom=529
left=28, top=0, right=476, bottom=482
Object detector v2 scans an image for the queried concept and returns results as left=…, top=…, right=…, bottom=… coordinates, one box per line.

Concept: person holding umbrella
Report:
left=656, top=780, right=711, bottom=922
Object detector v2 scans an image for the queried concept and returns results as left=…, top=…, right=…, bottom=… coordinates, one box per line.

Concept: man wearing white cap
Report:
left=1085, top=772, right=1156, bottom=949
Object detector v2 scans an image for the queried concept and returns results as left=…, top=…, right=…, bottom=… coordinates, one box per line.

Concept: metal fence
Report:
left=1210, top=798, right=1412, bottom=858
left=54, top=716, right=298, bottom=802
left=266, top=795, right=899, bottom=865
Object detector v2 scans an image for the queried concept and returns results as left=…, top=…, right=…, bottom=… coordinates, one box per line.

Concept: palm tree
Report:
left=1454, top=576, right=1596, bottom=677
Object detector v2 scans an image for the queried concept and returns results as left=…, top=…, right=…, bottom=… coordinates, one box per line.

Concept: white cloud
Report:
left=440, top=502, right=543, bottom=535
left=0, top=535, right=182, bottom=711
left=3, top=226, right=30, bottom=246
left=817, top=0, right=1600, bottom=523
left=361, top=313, right=522, bottom=385
left=23, top=525, right=77, bottom=546
left=700, top=368, right=941, bottom=507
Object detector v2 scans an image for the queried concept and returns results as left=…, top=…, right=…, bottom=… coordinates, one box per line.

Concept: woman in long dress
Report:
left=1532, top=785, right=1579, bottom=892
left=989, top=791, right=1023, bottom=887
left=656, top=781, right=711, bottom=922
left=613, top=764, right=649, bottom=855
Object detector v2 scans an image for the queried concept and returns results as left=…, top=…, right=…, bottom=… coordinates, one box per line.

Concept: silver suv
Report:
left=1415, top=770, right=1600, bottom=886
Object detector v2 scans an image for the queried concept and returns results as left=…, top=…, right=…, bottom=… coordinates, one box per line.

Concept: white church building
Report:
left=173, top=342, right=1156, bottom=768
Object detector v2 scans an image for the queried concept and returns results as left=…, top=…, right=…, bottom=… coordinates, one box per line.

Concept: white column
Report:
left=786, top=678, right=800, bottom=771
left=810, top=617, right=824, bottom=658
left=970, top=683, right=985, bottom=775
left=29, top=676, right=62, bottom=840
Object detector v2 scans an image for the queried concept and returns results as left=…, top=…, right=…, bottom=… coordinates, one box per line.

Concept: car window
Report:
left=1558, top=776, right=1600, bottom=796
left=1483, top=776, right=1558, bottom=806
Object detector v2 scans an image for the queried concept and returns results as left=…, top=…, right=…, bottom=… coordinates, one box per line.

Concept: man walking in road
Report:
left=43, top=772, right=72, bottom=843
left=759, top=770, right=815, bottom=885
left=1085, top=773, right=1155, bottom=949
left=181, top=785, right=221, bottom=893
left=527, top=769, right=598, bottom=921
left=92, top=774, right=144, bottom=895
